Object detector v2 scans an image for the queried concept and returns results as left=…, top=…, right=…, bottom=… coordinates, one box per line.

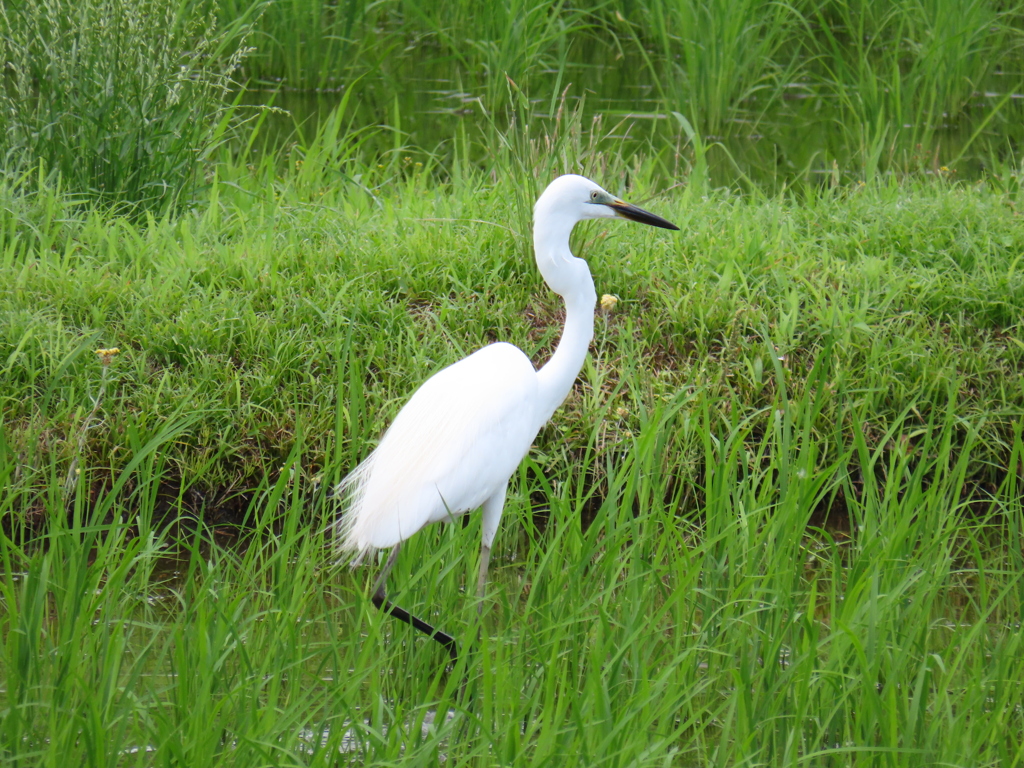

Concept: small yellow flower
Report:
left=600, top=294, right=619, bottom=312
left=95, top=348, right=120, bottom=365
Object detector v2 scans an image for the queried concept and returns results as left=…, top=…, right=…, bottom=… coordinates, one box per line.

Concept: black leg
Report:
left=370, top=543, right=459, bottom=662
left=371, top=591, right=459, bottom=661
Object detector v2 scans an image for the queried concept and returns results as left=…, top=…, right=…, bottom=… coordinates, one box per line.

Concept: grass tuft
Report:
left=0, top=0, right=255, bottom=213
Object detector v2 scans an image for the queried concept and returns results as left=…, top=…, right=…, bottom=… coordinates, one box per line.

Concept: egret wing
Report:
left=336, top=342, right=540, bottom=558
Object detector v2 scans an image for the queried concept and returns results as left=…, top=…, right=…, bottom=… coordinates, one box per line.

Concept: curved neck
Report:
left=535, top=287, right=596, bottom=425
left=533, top=254, right=597, bottom=428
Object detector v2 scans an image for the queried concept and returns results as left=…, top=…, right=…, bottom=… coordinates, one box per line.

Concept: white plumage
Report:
left=334, top=174, right=678, bottom=651
left=336, top=342, right=539, bottom=561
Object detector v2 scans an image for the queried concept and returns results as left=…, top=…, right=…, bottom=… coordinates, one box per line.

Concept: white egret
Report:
left=335, top=174, right=678, bottom=660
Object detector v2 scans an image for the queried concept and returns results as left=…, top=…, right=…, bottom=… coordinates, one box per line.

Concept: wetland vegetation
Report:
left=2, top=0, right=1024, bottom=764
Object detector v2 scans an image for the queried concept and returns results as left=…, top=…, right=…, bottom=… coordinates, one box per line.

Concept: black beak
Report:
left=608, top=200, right=679, bottom=230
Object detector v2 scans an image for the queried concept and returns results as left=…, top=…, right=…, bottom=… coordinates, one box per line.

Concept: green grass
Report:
left=1, top=372, right=1022, bottom=765
left=804, top=0, right=1020, bottom=178
left=633, top=0, right=802, bottom=138
left=2, top=135, right=1024, bottom=763
left=5, top=0, right=1024, bottom=200
left=198, top=0, right=1024, bottom=181
left=4, top=8, right=1024, bottom=758
left=3, top=152, right=1024, bottom=498
left=0, top=0, right=255, bottom=213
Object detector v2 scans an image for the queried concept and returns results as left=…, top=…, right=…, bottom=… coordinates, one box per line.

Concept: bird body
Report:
left=336, top=341, right=540, bottom=557
left=335, top=174, right=678, bottom=657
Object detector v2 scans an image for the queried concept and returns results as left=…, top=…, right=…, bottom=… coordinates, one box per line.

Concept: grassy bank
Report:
left=3, top=149, right=1024, bottom=762
left=3, top=155, right=1024, bottom=512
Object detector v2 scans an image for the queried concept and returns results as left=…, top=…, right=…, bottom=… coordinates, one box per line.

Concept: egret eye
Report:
left=590, top=190, right=599, bottom=200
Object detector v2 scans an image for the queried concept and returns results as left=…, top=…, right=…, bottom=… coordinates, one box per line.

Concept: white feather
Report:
left=335, top=342, right=540, bottom=561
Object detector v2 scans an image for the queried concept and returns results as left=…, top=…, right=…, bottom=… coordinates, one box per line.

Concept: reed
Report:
left=0, top=0, right=254, bottom=213
left=807, top=0, right=1021, bottom=176
left=634, top=0, right=803, bottom=138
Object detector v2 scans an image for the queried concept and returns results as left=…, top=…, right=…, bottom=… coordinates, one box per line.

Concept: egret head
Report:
left=534, top=174, right=679, bottom=232
left=533, top=175, right=678, bottom=298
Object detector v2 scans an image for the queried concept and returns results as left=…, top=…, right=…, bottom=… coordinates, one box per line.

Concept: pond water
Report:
left=242, top=56, right=1024, bottom=190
